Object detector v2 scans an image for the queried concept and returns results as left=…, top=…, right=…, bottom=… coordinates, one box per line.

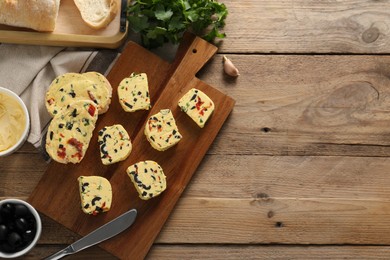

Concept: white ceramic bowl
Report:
left=0, top=199, right=42, bottom=258
left=0, top=87, right=30, bottom=156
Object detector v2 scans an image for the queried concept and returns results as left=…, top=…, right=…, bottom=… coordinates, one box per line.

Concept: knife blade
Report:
left=45, top=209, right=137, bottom=260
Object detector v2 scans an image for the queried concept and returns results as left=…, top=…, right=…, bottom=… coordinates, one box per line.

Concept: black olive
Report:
left=0, top=225, right=8, bottom=241
left=14, top=204, right=29, bottom=218
left=7, top=232, right=22, bottom=248
left=6, top=221, right=15, bottom=233
left=142, top=184, right=151, bottom=190
left=102, top=134, right=111, bottom=143
left=0, top=203, right=14, bottom=220
left=91, top=197, right=101, bottom=206
left=0, top=242, right=14, bottom=253
left=81, top=183, right=89, bottom=193
left=22, top=212, right=35, bottom=228
left=22, top=230, right=35, bottom=243
left=71, top=109, right=78, bottom=117
left=124, top=102, right=133, bottom=109
left=15, top=218, right=28, bottom=233
left=100, top=144, right=108, bottom=155
left=66, top=122, right=73, bottom=130
left=134, top=174, right=142, bottom=184
left=95, top=206, right=103, bottom=214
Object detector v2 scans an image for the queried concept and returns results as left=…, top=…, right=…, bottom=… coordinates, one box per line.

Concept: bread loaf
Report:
left=0, top=0, right=60, bottom=31
left=73, top=0, right=118, bottom=30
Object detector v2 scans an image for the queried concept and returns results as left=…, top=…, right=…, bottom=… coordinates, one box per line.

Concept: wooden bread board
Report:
left=0, top=0, right=127, bottom=48
left=28, top=33, right=235, bottom=260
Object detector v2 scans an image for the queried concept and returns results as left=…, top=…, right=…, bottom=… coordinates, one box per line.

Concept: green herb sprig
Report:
left=127, top=0, right=228, bottom=48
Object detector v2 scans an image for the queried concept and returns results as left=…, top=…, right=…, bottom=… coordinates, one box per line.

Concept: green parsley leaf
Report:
left=127, top=15, right=149, bottom=33
left=127, top=0, right=228, bottom=48
left=155, top=4, right=174, bottom=21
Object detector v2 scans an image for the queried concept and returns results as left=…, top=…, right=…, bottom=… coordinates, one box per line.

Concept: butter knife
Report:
left=45, top=209, right=137, bottom=260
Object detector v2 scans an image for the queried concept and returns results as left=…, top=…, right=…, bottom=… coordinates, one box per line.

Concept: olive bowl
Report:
left=0, top=199, right=42, bottom=258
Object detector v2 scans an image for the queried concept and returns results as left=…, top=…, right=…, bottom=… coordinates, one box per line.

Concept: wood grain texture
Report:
left=6, top=195, right=390, bottom=245
left=3, top=53, right=390, bottom=248
left=23, top=245, right=390, bottom=259
left=3, top=0, right=390, bottom=52
left=220, top=0, right=390, bottom=53
left=5, top=153, right=390, bottom=200
left=158, top=197, right=390, bottom=244
left=3, top=1, right=390, bottom=257
left=198, top=54, right=390, bottom=156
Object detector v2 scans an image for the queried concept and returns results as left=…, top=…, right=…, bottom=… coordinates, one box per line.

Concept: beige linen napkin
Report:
left=0, top=44, right=119, bottom=151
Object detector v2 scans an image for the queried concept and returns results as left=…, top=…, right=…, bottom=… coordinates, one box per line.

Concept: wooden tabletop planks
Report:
left=2, top=0, right=390, bottom=259
left=221, top=0, right=390, bottom=53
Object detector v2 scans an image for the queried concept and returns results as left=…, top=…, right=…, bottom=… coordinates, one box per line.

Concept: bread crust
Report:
left=0, top=0, right=60, bottom=31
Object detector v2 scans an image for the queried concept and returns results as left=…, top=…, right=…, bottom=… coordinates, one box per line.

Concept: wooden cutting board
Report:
left=0, top=0, right=127, bottom=48
left=28, top=33, right=235, bottom=260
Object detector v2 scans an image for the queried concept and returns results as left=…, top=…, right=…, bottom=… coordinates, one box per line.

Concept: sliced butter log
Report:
left=178, top=88, right=215, bottom=128
left=118, top=73, right=151, bottom=112
left=144, top=109, right=182, bottom=151
left=46, top=72, right=112, bottom=116
left=45, top=100, right=98, bottom=164
left=83, top=71, right=113, bottom=98
left=98, top=124, right=132, bottom=165
left=126, top=160, right=167, bottom=200
left=78, top=176, right=112, bottom=215
left=0, top=0, right=60, bottom=31
left=73, top=0, right=118, bottom=30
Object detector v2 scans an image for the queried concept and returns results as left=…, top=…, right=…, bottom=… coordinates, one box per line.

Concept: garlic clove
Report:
left=223, top=55, right=240, bottom=77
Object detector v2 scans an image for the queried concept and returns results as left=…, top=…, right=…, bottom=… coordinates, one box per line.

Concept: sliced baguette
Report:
left=73, top=0, right=118, bottom=30
left=0, top=0, right=60, bottom=31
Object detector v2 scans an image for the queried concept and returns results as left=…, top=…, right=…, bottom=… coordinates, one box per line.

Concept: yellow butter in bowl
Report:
left=0, top=87, right=29, bottom=156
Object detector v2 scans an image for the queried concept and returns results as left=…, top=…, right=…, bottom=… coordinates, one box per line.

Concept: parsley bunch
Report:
left=127, top=0, right=228, bottom=48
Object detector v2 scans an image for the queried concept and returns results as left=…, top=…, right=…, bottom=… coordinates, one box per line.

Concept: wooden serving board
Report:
left=0, top=0, right=127, bottom=48
left=28, top=33, right=235, bottom=259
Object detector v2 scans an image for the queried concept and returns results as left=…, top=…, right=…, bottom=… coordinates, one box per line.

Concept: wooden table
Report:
left=2, top=0, right=390, bottom=258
